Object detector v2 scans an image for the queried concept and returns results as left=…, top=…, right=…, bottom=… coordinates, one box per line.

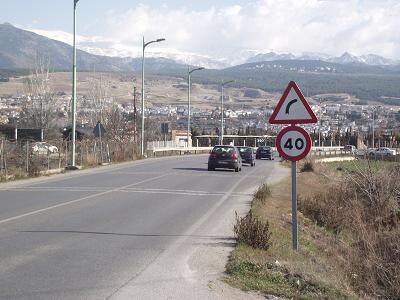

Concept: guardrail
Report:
left=148, top=145, right=400, bottom=162
left=148, top=146, right=353, bottom=158
left=149, top=147, right=212, bottom=157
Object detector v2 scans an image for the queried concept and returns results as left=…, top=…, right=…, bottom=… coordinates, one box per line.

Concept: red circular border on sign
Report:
left=276, top=126, right=312, bottom=161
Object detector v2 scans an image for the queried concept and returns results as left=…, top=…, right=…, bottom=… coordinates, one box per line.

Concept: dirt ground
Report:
left=0, top=72, right=278, bottom=111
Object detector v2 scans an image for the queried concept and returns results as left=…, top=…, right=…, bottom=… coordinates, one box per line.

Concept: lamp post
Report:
left=318, top=98, right=324, bottom=147
left=372, top=108, right=375, bottom=148
left=187, top=66, right=204, bottom=148
left=71, top=0, right=79, bottom=167
left=220, top=80, right=234, bottom=145
left=141, top=36, right=165, bottom=157
left=371, top=106, right=380, bottom=148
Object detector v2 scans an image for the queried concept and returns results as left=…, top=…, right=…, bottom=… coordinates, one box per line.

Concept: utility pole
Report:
left=133, top=86, right=137, bottom=142
left=70, top=0, right=79, bottom=168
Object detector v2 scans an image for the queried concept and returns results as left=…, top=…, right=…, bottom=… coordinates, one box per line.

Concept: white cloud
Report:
left=30, top=0, right=400, bottom=63
left=103, top=0, right=400, bottom=60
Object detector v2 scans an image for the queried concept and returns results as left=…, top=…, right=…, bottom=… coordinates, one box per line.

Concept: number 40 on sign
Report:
left=276, top=126, right=312, bottom=161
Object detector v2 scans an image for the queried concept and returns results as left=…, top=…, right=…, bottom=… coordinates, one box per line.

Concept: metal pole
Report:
left=372, top=108, right=375, bottom=148
left=71, top=0, right=78, bottom=167
left=318, top=100, right=321, bottom=147
left=221, top=85, right=224, bottom=145
left=99, top=124, right=103, bottom=164
left=26, top=140, right=29, bottom=173
left=141, top=36, right=145, bottom=157
left=187, top=65, right=191, bottom=148
left=133, top=86, right=137, bottom=142
left=291, top=160, right=298, bottom=250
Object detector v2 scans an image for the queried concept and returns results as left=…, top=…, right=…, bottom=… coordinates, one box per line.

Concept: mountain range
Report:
left=1, top=22, right=399, bottom=73
left=1, top=22, right=400, bottom=104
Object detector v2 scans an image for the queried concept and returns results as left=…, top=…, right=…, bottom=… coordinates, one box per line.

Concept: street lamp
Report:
left=71, top=0, right=79, bottom=168
left=187, top=66, right=204, bottom=148
left=318, top=98, right=324, bottom=147
left=220, top=80, right=234, bottom=144
left=141, top=36, right=165, bottom=157
left=371, top=106, right=380, bottom=148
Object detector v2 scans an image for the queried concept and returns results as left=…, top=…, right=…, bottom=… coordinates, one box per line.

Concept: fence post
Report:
left=2, top=140, right=7, bottom=181
left=58, top=144, right=62, bottom=169
left=26, top=140, right=29, bottom=173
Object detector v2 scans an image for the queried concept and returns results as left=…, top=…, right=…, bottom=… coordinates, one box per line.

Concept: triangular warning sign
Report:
left=269, top=81, right=318, bottom=124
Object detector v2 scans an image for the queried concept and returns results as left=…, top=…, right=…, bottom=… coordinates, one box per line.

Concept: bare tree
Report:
left=20, top=55, right=59, bottom=129
left=103, top=102, right=135, bottom=160
left=87, top=72, right=111, bottom=126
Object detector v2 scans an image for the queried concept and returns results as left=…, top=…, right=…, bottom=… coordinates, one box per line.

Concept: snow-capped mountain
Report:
left=14, top=25, right=400, bottom=69
left=246, top=52, right=296, bottom=63
left=246, top=51, right=399, bottom=66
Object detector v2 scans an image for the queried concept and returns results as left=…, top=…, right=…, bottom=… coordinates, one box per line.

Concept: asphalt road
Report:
left=0, top=155, right=288, bottom=299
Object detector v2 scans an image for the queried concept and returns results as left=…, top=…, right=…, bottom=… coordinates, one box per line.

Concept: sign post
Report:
left=269, top=81, right=317, bottom=250
left=94, top=121, right=106, bottom=164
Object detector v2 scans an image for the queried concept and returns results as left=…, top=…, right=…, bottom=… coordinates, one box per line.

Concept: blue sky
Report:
left=1, top=0, right=399, bottom=62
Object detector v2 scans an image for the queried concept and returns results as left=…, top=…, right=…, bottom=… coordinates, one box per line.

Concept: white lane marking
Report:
left=0, top=173, right=169, bottom=225
left=4, top=186, right=252, bottom=197
left=0, top=158, right=172, bottom=190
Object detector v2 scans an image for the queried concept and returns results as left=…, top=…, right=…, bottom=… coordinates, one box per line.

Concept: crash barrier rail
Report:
left=149, top=145, right=400, bottom=162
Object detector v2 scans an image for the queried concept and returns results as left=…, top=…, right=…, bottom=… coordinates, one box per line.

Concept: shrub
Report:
left=253, top=183, right=271, bottom=205
left=350, top=229, right=400, bottom=298
left=299, top=164, right=400, bottom=298
left=233, top=211, right=272, bottom=250
left=300, top=160, right=314, bottom=172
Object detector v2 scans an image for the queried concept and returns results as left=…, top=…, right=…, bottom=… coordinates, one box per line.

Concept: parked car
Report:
left=237, top=146, right=255, bottom=166
left=31, top=142, right=58, bottom=155
left=343, top=145, right=356, bottom=153
left=368, top=147, right=396, bottom=157
left=208, top=145, right=242, bottom=172
left=256, top=146, right=274, bottom=160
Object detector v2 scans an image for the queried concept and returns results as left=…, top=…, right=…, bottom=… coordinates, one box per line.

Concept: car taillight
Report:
left=231, top=153, right=239, bottom=159
left=210, top=153, right=217, bottom=158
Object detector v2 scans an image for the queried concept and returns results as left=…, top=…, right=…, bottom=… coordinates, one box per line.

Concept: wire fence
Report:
left=0, top=137, right=139, bottom=182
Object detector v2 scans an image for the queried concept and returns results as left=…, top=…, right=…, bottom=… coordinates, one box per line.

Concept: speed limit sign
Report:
left=276, top=126, right=311, bottom=161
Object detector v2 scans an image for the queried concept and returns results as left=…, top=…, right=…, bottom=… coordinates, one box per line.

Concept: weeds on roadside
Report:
left=253, top=183, right=271, bottom=205
left=300, top=160, right=314, bottom=172
left=299, top=162, right=400, bottom=298
left=233, top=211, right=272, bottom=250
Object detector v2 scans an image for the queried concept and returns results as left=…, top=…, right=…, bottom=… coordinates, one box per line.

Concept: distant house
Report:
left=0, top=125, right=43, bottom=141
left=171, top=129, right=191, bottom=147
left=62, top=125, right=95, bottom=141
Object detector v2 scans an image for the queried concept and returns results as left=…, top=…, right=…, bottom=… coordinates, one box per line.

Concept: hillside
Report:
left=1, top=23, right=400, bottom=104
left=0, top=23, right=186, bottom=73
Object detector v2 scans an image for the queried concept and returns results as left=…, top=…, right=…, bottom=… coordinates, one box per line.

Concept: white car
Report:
left=368, top=147, right=396, bottom=157
left=31, top=142, right=58, bottom=154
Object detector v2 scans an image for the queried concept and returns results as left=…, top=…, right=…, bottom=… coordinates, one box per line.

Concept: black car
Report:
left=237, top=146, right=255, bottom=166
left=256, top=146, right=274, bottom=160
left=208, top=145, right=242, bottom=172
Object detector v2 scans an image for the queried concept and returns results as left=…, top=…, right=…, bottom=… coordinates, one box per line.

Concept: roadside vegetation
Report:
left=226, top=159, right=400, bottom=299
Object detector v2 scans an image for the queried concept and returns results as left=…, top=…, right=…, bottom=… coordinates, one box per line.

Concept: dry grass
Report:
left=0, top=72, right=274, bottom=110
left=226, top=161, right=357, bottom=299
left=233, top=211, right=272, bottom=250
left=298, top=161, right=400, bottom=299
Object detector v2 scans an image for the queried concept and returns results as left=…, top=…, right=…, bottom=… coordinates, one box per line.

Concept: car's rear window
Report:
left=238, top=147, right=251, bottom=153
left=213, top=146, right=235, bottom=154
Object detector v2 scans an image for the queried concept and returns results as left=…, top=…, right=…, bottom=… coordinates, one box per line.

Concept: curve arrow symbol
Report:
left=285, top=99, right=298, bottom=114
